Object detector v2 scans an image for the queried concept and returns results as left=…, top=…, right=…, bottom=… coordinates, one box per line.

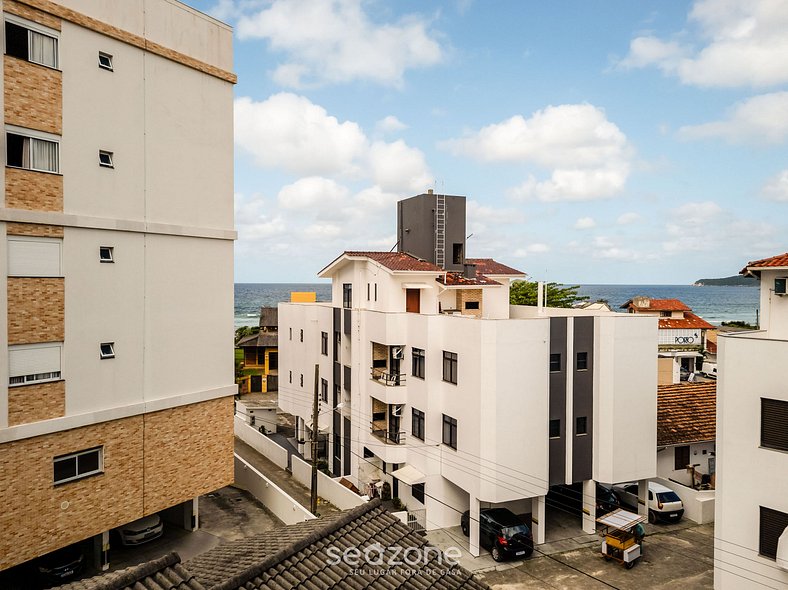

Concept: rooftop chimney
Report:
left=427, top=188, right=433, bottom=194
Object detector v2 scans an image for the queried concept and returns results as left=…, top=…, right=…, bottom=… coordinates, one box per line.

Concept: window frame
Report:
left=321, top=331, right=328, bottom=356
left=98, top=51, right=113, bottom=71
left=5, top=125, right=61, bottom=174
left=412, top=408, right=425, bottom=441
left=342, top=283, right=352, bottom=308
left=98, top=150, right=114, bottom=168
left=4, top=15, right=60, bottom=69
left=549, top=353, right=561, bottom=372
left=442, top=414, right=458, bottom=450
left=8, top=342, right=63, bottom=387
left=7, top=235, right=63, bottom=277
left=549, top=419, right=560, bottom=439
left=320, top=378, right=328, bottom=403
left=442, top=350, right=458, bottom=385
left=761, top=398, right=788, bottom=452
left=99, top=342, right=115, bottom=359
left=576, top=416, right=588, bottom=436
left=54, top=447, right=103, bottom=485
left=576, top=351, right=588, bottom=371
left=412, top=347, right=425, bottom=379
left=99, top=246, right=114, bottom=263
left=759, top=506, right=788, bottom=560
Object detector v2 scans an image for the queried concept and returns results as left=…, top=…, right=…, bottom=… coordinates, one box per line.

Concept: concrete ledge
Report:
left=291, top=455, right=366, bottom=510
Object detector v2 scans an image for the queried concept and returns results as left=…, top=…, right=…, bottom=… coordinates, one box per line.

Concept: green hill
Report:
left=693, top=275, right=757, bottom=287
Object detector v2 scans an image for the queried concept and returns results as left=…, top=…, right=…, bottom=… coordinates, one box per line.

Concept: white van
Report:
left=701, top=361, right=717, bottom=378
left=613, top=481, right=685, bottom=523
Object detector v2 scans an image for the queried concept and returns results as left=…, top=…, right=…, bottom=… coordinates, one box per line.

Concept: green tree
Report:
left=234, top=325, right=259, bottom=344
left=509, top=280, right=588, bottom=308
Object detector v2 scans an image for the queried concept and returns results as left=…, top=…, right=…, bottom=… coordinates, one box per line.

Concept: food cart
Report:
left=596, top=508, right=646, bottom=569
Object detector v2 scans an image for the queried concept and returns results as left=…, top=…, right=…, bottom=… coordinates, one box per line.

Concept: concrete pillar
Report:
left=469, top=497, right=481, bottom=557
left=638, top=479, right=649, bottom=518
left=92, top=531, right=109, bottom=572
left=185, top=497, right=199, bottom=531
left=582, top=479, right=596, bottom=534
left=531, top=495, right=546, bottom=545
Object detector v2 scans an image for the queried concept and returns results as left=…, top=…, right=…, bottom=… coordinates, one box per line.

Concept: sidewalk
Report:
left=234, top=437, right=340, bottom=517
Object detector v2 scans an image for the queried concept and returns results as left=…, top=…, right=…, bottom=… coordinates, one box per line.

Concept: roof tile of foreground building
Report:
left=658, top=311, right=715, bottom=331
left=465, top=258, right=526, bottom=276
left=741, top=252, right=788, bottom=273
left=341, top=251, right=443, bottom=272
left=620, top=298, right=692, bottom=312
left=54, top=552, right=204, bottom=590
left=657, top=382, right=716, bottom=446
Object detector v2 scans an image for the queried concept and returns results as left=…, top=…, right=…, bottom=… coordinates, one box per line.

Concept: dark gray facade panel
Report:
left=396, top=193, right=467, bottom=271
left=333, top=307, right=341, bottom=328
left=572, top=316, right=594, bottom=483
left=549, top=317, right=567, bottom=486
left=343, top=417, right=351, bottom=476
left=343, top=309, right=351, bottom=335
left=333, top=362, right=341, bottom=385
left=343, top=365, right=351, bottom=392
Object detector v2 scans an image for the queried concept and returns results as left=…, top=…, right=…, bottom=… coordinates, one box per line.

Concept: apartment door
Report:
left=406, top=289, right=420, bottom=313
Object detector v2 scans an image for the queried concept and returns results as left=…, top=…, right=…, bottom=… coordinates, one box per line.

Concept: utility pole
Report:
left=310, top=363, right=319, bottom=515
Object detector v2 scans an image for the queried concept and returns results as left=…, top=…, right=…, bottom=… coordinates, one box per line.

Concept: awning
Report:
left=390, top=464, right=426, bottom=486
left=657, top=351, right=703, bottom=358
left=402, top=282, right=432, bottom=289
left=777, top=526, right=788, bottom=571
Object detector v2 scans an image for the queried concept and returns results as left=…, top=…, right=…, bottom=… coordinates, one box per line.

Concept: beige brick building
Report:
left=0, top=0, right=236, bottom=574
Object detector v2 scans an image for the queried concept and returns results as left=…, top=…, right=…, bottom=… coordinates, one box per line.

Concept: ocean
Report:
left=234, top=283, right=759, bottom=328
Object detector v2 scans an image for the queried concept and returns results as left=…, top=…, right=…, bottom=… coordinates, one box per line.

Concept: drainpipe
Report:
left=537, top=281, right=545, bottom=315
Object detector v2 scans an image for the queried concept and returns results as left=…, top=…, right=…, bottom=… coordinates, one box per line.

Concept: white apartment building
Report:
left=715, top=253, right=788, bottom=589
left=0, top=0, right=236, bottom=574
left=279, top=192, right=657, bottom=556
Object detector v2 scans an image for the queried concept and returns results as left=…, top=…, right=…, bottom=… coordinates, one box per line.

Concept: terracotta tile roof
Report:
left=343, top=251, right=442, bottom=272
left=437, top=272, right=501, bottom=286
left=54, top=552, right=204, bottom=590
left=741, top=252, right=788, bottom=274
left=706, top=339, right=717, bottom=354
left=657, top=382, right=716, bottom=446
left=621, top=298, right=691, bottom=311
left=658, top=312, right=715, bottom=330
left=465, top=258, right=526, bottom=276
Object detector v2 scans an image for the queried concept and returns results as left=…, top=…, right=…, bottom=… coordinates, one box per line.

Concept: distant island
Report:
left=693, top=275, right=757, bottom=287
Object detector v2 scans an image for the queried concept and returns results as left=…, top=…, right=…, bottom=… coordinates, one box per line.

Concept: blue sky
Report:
left=185, top=0, right=788, bottom=284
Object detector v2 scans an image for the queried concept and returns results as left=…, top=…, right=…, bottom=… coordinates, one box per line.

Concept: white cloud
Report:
left=235, top=94, right=431, bottom=190
left=574, top=217, right=596, bottom=229
left=675, top=201, right=723, bottom=224
left=762, top=169, right=788, bottom=201
left=590, top=236, right=643, bottom=261
left=444, top=104, right=631, bottom=202
left=617, top=212, right=642, bottom=225
left=234, top=192, right=288, bottom=241
left=619, top=0, right=788, bottom=87
left=513, top=243, right=550, bottom=257
left=235, top=0, right=444, bottom=87
left=376, top=115, right=408, bottom=134
left=277, top=177, right=349, bottom=211
left=678, top=92, right=788, bottom=144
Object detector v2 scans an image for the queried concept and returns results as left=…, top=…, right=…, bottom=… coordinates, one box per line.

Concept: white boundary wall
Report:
left=234, top=415, right=289, bottom=469
left=291, top=455, right=366, bottom=511
left=234, top=454, right=315, bottom=524
left=654, top=477, right=715, bottom=524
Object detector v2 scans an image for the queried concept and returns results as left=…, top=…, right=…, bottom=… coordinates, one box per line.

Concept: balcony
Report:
left=371, top=368, right=406, bottom=387
left=370, top=422, right=406, bottom=445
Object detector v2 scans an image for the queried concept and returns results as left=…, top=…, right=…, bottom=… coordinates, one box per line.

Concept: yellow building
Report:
left=237, top=307, right=279, bottom=394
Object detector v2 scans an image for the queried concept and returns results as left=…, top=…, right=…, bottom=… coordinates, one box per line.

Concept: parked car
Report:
left=116, top=513, right=163, bottom=546
left=613, top=481, right=684, bottom=523
left=546, top=483, right=622, bottom=517
left=460, top=507, right=533, bottom=561
left=700, top=361, right=717, bottom=379
left=36, top=543, right=85, bottom=583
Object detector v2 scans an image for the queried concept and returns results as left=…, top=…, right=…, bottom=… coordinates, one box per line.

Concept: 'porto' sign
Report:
left=675, top=336, right=696, bottom=344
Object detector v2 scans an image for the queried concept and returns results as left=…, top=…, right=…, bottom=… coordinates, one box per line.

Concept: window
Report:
left=412, top=482, right=425, bottom=504
left=6, top=129, right=60, bottom=173
left=321, top=378, right=328, bottom=403
left=452, top=243, right=464, bottom=265
left=321, top=332, right=328, bottom=355
left=54, top=447, right=102, bottom=485
left=442, top=415, right=458, bottom=449
left=7, top=236, right=62, bottom=276
left=464, top=301, right=479, bottom=310
left=5, top=18, right=59, bottom=68
left=576, top=416, right=588, bottom=435
left=9, top=343, right=62, bottom=386
left=412, top=408, right=425, bottom=441
left=576, top=351, right=588, bottom=371
left=300, top=374, right=304, bottom=387
left=367, top=283, right=370, bottom=301
left=776, top=277, right=787, bottom=295
left=342, top=283, right=352, bottom=308
left=374, top=283, right=377, bottom=301
left=334, top=331, right=340, bottom=361
left=289, top=328, right=292, bottom=340
left=550, top=353, right=561, bottom=372
left=300, top=329, right=303, bottom=342
left=268, top=352, right=278, bottom=370
left=412, top=348, right=425, bottom=379
left=98, top=150, right=114, bottom=168
left=760, top=506, right=788, bottom=560
left=99, top=342, right=115, bottom=359
left=761, top=398, right=788, bottom=452
left=660, top=311, right=671, bottom=317
left=442, top=351, right=458, bottom=384
left=549, top=419, right=560, bottom=438
left=289, top=371, right=292, bottom=383
left=99, top=246, right=114, bottom=263
left=674, top=445, right=690, bottom=471
left=98, top=51, right=113, bottom=70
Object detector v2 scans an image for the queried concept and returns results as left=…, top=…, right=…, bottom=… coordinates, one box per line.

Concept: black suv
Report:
left=36, top=544, right=85, bottom=583
left=460, top=508, right=533, bottom=561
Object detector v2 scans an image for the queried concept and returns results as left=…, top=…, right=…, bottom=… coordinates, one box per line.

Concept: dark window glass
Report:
left=268, top=352, right=278, bottom=370
left=452, top=243, right=463, bottom=264
left=321, top=332, right=328, bottom=355
left=550, top=353, right=561, bottom=372
left=289, top=371, right=292, bottom=383
left=78, top=450, right=99, bottom=474
left=6, top=133, right=25, bottom=168
left=412, top=408, right=425, bottom=441
left=576, top=416, right=587, bottom=435
left=760, top=506, right=788, bottom=560
left=300, top=329, right=303, bottom=342
left=256, top=349, right=265, bottom=365
left=367, top=283, right=370, bottom=301
left=289, top=328, right=292, bottom=340
left=412, top=348, right=425, bottom=379
left=674, top=445, right=690, bottom=470
left=549, top=419, right=560, bottom=438
left=5, top=22, right=29, bottom=61
left=412, top=482, right=425, bottom=504
left=321, top=378, right=328, bottom=403
left=442, top=351, right=458, bottom=384
left=53, top=457, right=76, bottom=483
left=464, top=301, right=479, bottom=310
left=343, top=283, right=352, bottom=308
left=761, top=398, right=788, bottom=451
left=576, top=351, right=588, bottom=370
left=300, top=374, right=303, bottom=387
left=363, top=446, right=375, bottom=458
left=442, top=414, right=457, bottom=449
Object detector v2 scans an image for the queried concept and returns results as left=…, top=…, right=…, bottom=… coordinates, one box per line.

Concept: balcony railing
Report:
left=370, top=368, right=406, bottom=386
left=370, top=423, right=406, bottom=445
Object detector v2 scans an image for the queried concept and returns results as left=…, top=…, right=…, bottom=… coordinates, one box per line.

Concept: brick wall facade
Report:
left=4, top=0, right=61, bottom=29
left=0, top=396, right=234, bottom=570
left=4, top=167, right=63, bottom=211
left=6, top=222, right=63, bottom=237
left=7, top=380, right=65, bottom=426
left=7, top=277, right=65, bottom=344
left=456, top=288, right=483, bottom=318
left=4, top=56, right=62, bottom=135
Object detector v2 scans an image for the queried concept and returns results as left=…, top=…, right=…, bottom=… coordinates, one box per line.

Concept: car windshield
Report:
left=657, top=491, right=681, bottom=503
left=598, top=489, right=617, bottom=503
left=502, top=524, right=530, bottom=539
